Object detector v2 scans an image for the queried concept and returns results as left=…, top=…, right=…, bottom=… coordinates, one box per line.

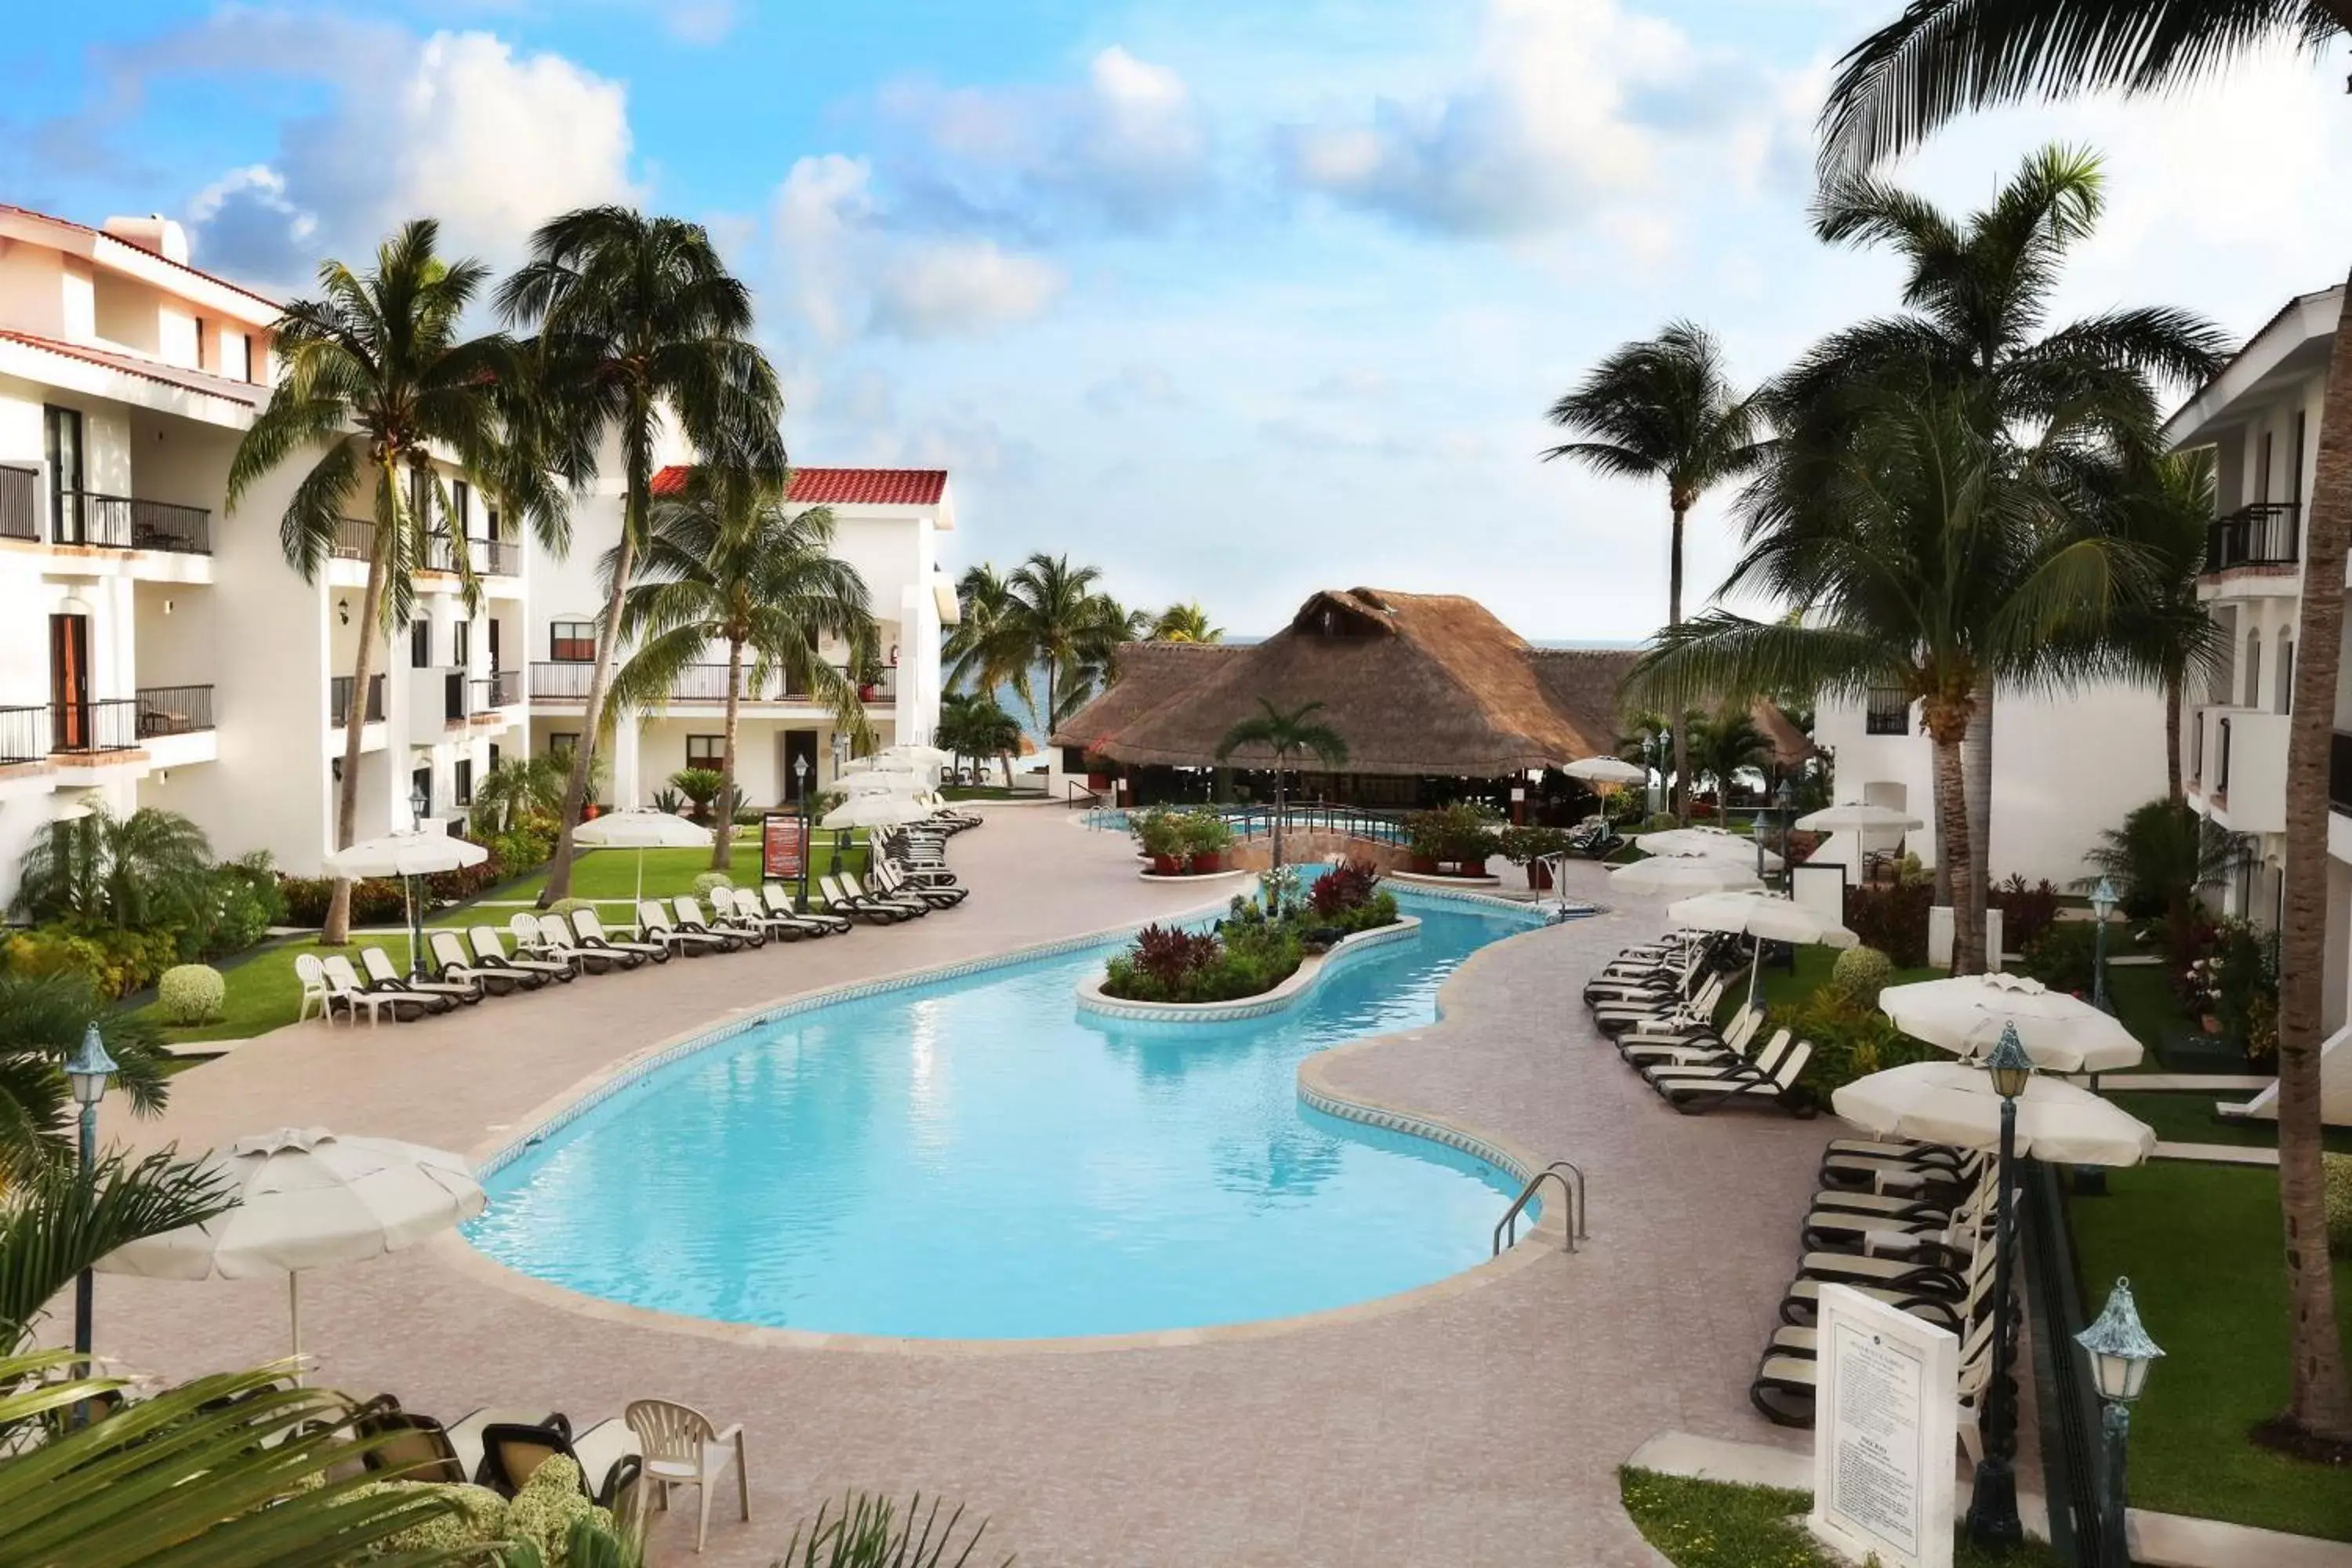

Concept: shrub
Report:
left=1784, top=982, right=1938, bottom=1099
left=1497, top=825, right=1570, bottom=866
left=1895, top=850, right=1929, bottom=888
left=2022, top=920, right=2099, bottom=995
left=1101, top=916, right=1307, bottom=1003
left=504, top=1457, right=613, bottom=1562
left=1405, top=801, right=1504, bottom=866
left=1323, top=888, right=1399, bottom=936
left=1987, top=874, right=2061, bottom=951
left=2327, top=1154, right=2352, bottom=1259
left=1310, top=858, right=1381, bottom=917
left=1133, top=808, right=1184, bottom=860
left=1176, top=809, right=1232, bottom=859
left=1134, top=923, right=1221, bottom=989
left=691, top=870, right=734, bottom=897
left=1844, top=883, right=1933, bottom=969
left=276, top=875, right=408, bottom=928
left=1642, top=811, right=1678, bottom=832
left=1831, top=946, right=1893, bottom=1006
left=156, top=964, right=226, bottom=1025
left=0, top=924, right=181, bottom=999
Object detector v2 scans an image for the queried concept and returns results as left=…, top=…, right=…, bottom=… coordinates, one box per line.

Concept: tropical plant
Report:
left=668, top=768, right=725, bottom=822
left=13, top=806, right=214, bottom=930
left=943, top=564, right=1024, bottom=696
left=1779, top=143, right=2223, bottom=926
left=1, top=1150, right=233, bottom=1348
left=777, top=1491, right=1008, bottom=1568
left=1149, top=601, right=1223, bottom=643
left=1213, top=699, right=1351, bottom=899
left=1007, top=554, right=1148, bottom=735
left=2079, top=797, right=2241, bottom=933
left=2095, top=448, right=2230, bottom=804
left=0, top=974, right=172, bottom=1181
left=154, top=965, right=226, bottom=1026
left=1831, top=945, right=1895, bottom=1005
left=1544, top=321, right=1766, bottom=824
left=936, top=690, right=1025, bottom=787
left=1816, top=0, right=2352, bottom=1442
left=0, top=1348, right=469, bottom=1556
left=227, top=218, right=564, bottom=946
left=1405, top=801, right=1506, bottom=869
left=1632, top=389, right=2134, bottom=974
left=498, top=205, right=786, bottom=905
left=1684, top=706, right=1773, bottom=825
left=608, top=469, right=872, bottom=866
left=470, top=752, right=568, bottom=835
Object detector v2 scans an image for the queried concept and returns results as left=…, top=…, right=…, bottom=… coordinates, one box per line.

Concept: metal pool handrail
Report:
left=1493, top=1160, right=1588, bottom=1255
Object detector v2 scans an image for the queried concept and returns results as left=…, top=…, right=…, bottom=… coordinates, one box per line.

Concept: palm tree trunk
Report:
left=2271, top=256, right=2352, bottom=1444
left=1272, top=760, right=1286, bottom=905
left=542, top=478, right=643, bottom=904
left=1926, top=702, right=1980, bottom=975
left=2165, top=667, right=2186, bottom=807
left=713, top=637, right=745, bottom=871
left=1669, top=502, right=1690, bottom=826
left=1963, top=678, right=1994, bottom=964
left=323, top=484, right=395, bottom=946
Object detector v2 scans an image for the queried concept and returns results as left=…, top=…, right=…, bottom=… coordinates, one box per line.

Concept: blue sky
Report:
left=9, top=2, right=2350, bottom=637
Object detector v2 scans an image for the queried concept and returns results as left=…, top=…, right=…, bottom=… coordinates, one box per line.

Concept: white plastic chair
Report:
left=294, top=953, right=334, bottom=1025
left=623, top=1399, right=747, bottom=1552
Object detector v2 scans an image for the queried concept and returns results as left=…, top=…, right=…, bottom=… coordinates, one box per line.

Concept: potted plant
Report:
left=1134, top=808, right=1185, bottom=874
left=1498, top=824, right=1571, bottom=888
left=1407, top=801, right=1504, bottom=876
left=1180, top=809, right=1233, bottom=873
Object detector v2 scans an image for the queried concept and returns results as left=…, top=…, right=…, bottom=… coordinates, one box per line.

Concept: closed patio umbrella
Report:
left=325, top=831, right=488, bottom=979
left=1831, top=1062, right=2156, bottom=1166
left=1610, top=857, right=1762, bottom=897
left=97, top=1127, right=487, bottom=1380
left=571, top=810, right=713, bottom=908
left=1879, top=972, right=2145, bottom=1074
left=1642, top=826, right=1784, bottom=872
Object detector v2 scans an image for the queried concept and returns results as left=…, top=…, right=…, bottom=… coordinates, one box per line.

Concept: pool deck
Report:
left=73, top=809, right=1847, bottom=1566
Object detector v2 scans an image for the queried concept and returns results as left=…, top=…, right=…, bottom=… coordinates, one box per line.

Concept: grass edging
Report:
left=1619, top=1468, right=2063, bottom=1568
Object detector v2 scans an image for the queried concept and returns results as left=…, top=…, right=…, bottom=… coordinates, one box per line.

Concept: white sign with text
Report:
left=1809, top=1283, right=1958, bottom=1568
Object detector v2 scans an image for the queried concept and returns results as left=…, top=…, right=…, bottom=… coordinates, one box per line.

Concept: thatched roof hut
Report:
left=1054, top=587, right=1636, bottom=778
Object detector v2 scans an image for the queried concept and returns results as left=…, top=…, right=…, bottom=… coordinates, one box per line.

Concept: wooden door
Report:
left=48, top=613, right=89, bottom=750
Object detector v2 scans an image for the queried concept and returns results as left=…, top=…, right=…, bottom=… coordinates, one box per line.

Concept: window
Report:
left=486, top=504, right=501, bottom=539
left=409, top=765, right=432, bottom=822
left=44, top=405, right=83, bottom=543
left=687, top=735, right=728, bottom=767
left=488, top=742, right=502, bottom=771
left=548, top=732, right=579, bottom=759
left=230, top=332, right=253, bottom=383
left=451, top=480, right=470, bottom=535
left=550, top=620, right=597, bottom=662
left=453, top=758, right=474, bottom=807
left=2278, top=637, right=2295, bottom=717
left=193, top=318, right=208, bottom=370
left=453, top=618, right=470, bottom=668
left=2256, top=430, right=2274, bottom=505
left=411, top=619, right=431, bottom=669
left=2245, top=630, right=2262, bottom=708
left=1864, top=688, right=1911, bottom=736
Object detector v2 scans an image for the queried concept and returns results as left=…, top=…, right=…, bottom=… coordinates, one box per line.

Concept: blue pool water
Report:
left=466, top=891, right=1536, bottom=1339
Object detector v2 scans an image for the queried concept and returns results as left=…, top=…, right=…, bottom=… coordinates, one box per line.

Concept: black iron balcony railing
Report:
left=54, top=492, right=211, bottom=554
left=0, top=464, right=38, bottom=542
left=849, top=664, right=898, bottom=702
left=2216, top=715, right=2234, bottom=797
left=531, top=661, right=595, bottom=701
left=488, top=668, right=524, bottom=707
left=421, top=532, right=521, bottom=576
left=2332, top=731, right=2352, bottom=817
left=135, top=684, right=215, bottom=738
left=2205, top=502, right=2301, bottom=573
left=332, top=517, right=375, bottom=561
left=328, top=673, right=386, bottom=728
left=0, top=699, right=142, bottom=760
left=1864, top=688, right=1911, bottom=735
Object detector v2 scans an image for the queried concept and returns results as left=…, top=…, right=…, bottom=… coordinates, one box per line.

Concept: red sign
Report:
left=761, top=812, right=807, bottom=880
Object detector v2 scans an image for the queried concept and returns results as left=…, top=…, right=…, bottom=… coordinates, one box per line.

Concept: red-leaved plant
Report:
left=1310, top=858, right=1381, bottom=917
left=1134, top=924, right=1222, bottom=989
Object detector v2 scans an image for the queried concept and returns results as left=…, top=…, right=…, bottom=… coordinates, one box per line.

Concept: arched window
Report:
left=2277, top=637, right=2295, bottom=716
left=2244, top=630, right=2262, bottom=708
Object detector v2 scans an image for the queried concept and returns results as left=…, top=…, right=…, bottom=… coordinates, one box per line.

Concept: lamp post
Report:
left=1966, top=1022, right=2034, bottom=1550
left=65, top=1023, right=118, bottom=1366
left=2090, top=876, right=2118, bottom=1013
left=793, top=753, right=812, bottom=909
left=2075, top=1276, right=2163, bottom=1568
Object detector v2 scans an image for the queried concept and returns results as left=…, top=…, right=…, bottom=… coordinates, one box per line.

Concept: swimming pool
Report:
left=466, top=889, right=1540, bottom=1340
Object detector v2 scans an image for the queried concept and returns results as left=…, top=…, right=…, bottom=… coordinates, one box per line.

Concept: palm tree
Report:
left=12, top=807, right=212, bottom=930
left=1780, top=145, right=2224, bottom=922
left=227, top=219, right=563, bottom=946
left=498, top=207, right=786, bottom=903
left=1, top=1150, right=231, bottom=1347
left=1004, top=554, right=1140, bottom=736
left=1632, top=390, right=2131, bottom=974
left=1150, top=602, right=1223, bottom=643
left=0, top=974, right=172, bottom=1181
left=938, top=691, right=1025, bottom=787
left=2091, top=449, right=2230, bottom=804
left=1544, top=322, right=1766, bottom=825
left=945, top=564, right=1026, bottom=696
left=1817, top=0, right=2352, bottom=1446
left=607, top=470, right=871, bottom=869
left=468, top=751, right=568, bottom=835
left=1685, top=706, right=1774, bottom=826
left=1214, top=699, right=1351, bottom=895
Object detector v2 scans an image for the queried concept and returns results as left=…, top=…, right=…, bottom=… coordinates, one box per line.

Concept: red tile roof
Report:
left=650, top=464, right=949, bottom=506
left=0, top=330, right=269, bottom=408
left=0, top=203, right=281, bottom=310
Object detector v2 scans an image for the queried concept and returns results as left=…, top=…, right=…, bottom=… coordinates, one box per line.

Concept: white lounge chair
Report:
left=571, top=906, right=670, bottom=964
left=430, top=928, right=530, bottom=995
left=319, top=954, right=439, bottom=1025
left=534, top=911, right=633, bottom=972
left=470, top=925, right=574, bottom=985
left=361, top=945, right=476, bottom=1008
left=818, top=873, right=909, bottom=924
left=638, top=900, right=734, bottom=954
left=713, top=887, right=802, bottom=942
left=848, top=871, right=929, bottom=917
left=675, top=895, right=762, bottom=949
left=625, top=1398, right=750, bottom=1552
left=762, top=883, right=848, bottom=936
left=294, top=952, right=334, bottom=1024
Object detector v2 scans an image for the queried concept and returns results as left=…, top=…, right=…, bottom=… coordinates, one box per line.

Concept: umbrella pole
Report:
left=1746, top=942, right=1763, bottom=1011
left=405, top=875, right=421, bottom=981
left=635, top=848, right=645, bottom=918
left=288, top=1274, right=303, bottom=1388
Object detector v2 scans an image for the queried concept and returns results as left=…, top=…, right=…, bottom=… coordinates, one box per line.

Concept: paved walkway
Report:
left=68, top=811, right=1847, bottom=1567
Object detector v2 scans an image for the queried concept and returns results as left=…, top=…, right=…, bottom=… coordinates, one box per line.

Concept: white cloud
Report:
left=183, top=30, right=638, bottom=285
left=870, top=239, right=1067, bottom=339
left=1085, top=361, right=1181, bottom=414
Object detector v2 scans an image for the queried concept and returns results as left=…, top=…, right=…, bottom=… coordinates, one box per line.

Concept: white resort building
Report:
left=0, top=205, right=524, bottom=906
left=524, top=459, right=956, bottom=811
left=2164, top=283, right=2352, bottom=1036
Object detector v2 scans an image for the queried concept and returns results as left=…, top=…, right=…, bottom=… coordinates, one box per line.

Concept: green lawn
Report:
left=2105, top=1091, right=2352, bottom=1155
left=138, top=933, right=423, bottom=1047
left=2068, top=1162, right=2352, bottom=1540
left=1618, top=1469, right=2063, bottom=1568
left=1760, top=944, right=1941, bottom=1012
left=490, top=840, right=866, bottom=905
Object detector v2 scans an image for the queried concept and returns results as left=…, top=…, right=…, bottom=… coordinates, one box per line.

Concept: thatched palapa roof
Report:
left=1054, top=587, right=1637, bottom=778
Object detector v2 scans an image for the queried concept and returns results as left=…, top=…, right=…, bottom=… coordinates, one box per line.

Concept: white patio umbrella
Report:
left=1610, top=857, right=1763, bottom=897
left=838, top=769, right=923, bottom=796
left=324, top=831, right=488, bottom=978
left=1879, top=972, right=2145, bottom=1074
left=873, top=743, right=953, bottom=770
left=1669, top=890, right=1857, bottom=1005
left=1642, top=826, right=1784, bottom=871
left=571, top=809, right=713, bottom=908
left=1564, top=756, right=1647, bottom=786
left=1831, top=1062, right=2157, bottom=1166
left=1795, top=801, right=1926, bottom=833
left=820, top=792, right=935, bottom=830
left=96, top=1127, right=487, bottom=1379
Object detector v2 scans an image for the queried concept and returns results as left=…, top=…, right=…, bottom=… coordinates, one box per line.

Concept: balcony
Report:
left=54, top=492, right=211, bottom=554
left=134, top=684, right=214, bottom=738
left=1864, top=688, right=1911, bottom=735
left=2194, top=705, right=2288, bottom=833
left=531, top=660, right=596, bottom=701
left=421, top=532, right=521, bottom=576
left=529, top=660, right=898, bottom=706
left=0, top=699, right=141, bottom=764
left=328, top=673, right=386, bottom=728
left=487, top=668, right=524, bottom=707
left=332, top=517, right=375, bottom=561
left=2205, top=502, right=2300, bottom=574
left=0, top=465, right=37, bottom=542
